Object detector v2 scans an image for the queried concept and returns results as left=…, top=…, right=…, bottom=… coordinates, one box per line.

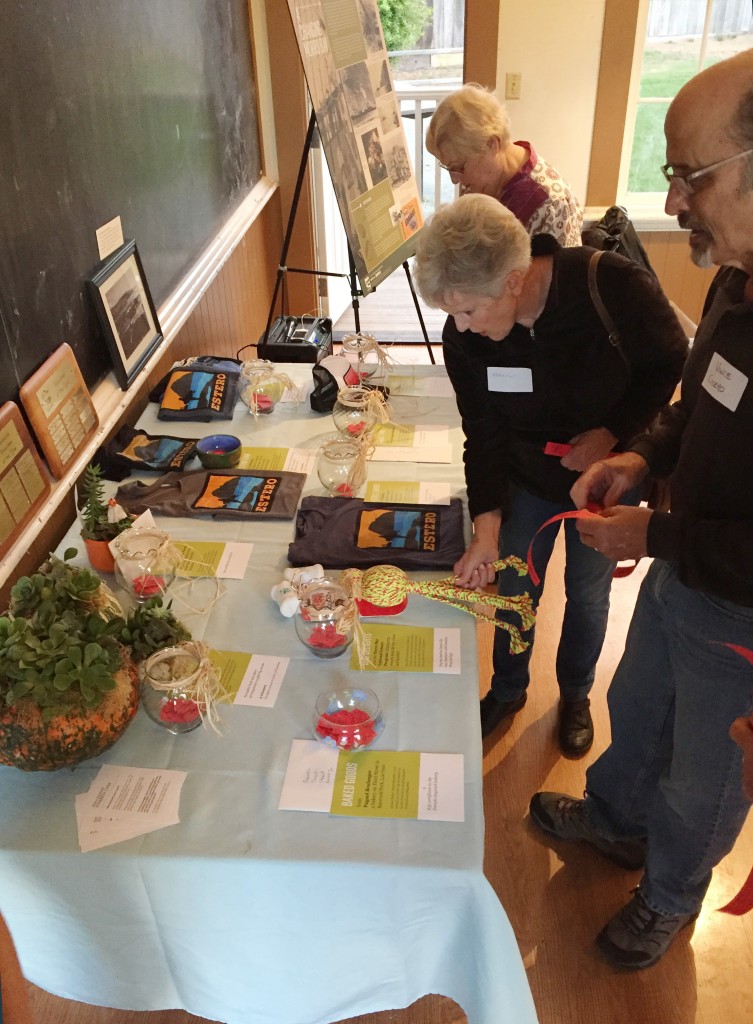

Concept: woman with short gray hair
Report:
left=414, top=194, right=688, bottom=754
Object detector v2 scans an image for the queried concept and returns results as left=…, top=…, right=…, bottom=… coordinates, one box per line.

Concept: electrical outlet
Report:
left=505, top=72, right=522, bottom=100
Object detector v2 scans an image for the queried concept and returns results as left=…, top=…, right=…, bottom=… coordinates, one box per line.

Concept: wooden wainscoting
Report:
left=640, top=230, right=717, bottom=326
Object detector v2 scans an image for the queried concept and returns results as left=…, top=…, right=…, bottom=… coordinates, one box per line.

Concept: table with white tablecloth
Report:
left=0, top=365, right=538, bottom=1024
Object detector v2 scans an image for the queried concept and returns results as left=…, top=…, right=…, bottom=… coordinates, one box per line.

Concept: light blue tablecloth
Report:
left=0, top=366, right=538, bottom=1024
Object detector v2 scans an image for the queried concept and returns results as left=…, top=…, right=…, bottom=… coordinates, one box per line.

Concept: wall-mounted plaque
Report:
left=20, top=343, right=99, bottom=478
left=0, top=401, right=52, bottom=560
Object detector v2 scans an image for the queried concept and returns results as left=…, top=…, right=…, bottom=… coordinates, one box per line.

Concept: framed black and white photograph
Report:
left=88, top=239, right=163, bottom=389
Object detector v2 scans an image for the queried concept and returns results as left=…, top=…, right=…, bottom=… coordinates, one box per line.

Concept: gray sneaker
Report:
left=529, top=792, right=646, bottom=870
left=596, top=891, right=697, bottom=969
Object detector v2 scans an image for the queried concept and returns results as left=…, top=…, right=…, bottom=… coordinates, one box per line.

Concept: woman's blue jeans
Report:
left=491, top=486, right=638, bottom=704
left=583, top=559, right=753, bottom=916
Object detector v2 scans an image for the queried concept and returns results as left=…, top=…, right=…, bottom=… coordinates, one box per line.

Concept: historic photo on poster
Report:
left=286, top=0, right=424, bottom=294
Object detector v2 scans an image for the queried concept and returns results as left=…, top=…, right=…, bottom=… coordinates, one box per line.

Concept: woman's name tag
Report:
left=487, top=366, right=533, bottom=393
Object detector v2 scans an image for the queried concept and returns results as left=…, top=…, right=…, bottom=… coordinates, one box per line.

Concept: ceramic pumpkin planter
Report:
left=0, top=552, right=191, bottom=772
left=0, top=660, right=139, bottom=771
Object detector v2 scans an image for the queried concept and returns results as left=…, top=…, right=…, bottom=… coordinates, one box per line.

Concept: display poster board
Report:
left=286, top=0, right=424, bottom=295
left=19, top=343, right=99, bottom=479
left=0, top=402, right=51, bottom=560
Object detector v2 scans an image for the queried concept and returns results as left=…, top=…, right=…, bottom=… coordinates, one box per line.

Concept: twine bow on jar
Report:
left=332, top=385, right=392, bottom=439
left=112, top=527, right=184, bottom=603
left=340, top=332, right=396, bottom=381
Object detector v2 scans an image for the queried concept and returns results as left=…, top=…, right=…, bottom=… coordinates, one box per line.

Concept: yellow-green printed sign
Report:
left=351, top=623, right=434, bottom=672
left=208, top=649, right=252, bottom=701
left=175, top=540, right=226, bottom=578
left=370, top=423, right=416, bottom=447
left=238, top=447, right=288, bottom=471
left=364, top=480, right=420, bottom=503
left=331, top=750, right=421, bottom=818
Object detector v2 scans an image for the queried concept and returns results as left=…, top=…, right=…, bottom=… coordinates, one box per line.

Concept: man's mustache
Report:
left=677, top=212, right=706, bottom=233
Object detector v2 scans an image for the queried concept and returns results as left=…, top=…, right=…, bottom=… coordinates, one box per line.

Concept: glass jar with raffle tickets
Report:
left=141, top=646, right=204, bottom=734
left=294, top=580, right=355, bottom=659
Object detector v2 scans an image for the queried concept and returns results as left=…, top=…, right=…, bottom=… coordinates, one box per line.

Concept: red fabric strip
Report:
left=718, top=641, right=753, bottom=915
left=525, top=506, right=639, bottom=586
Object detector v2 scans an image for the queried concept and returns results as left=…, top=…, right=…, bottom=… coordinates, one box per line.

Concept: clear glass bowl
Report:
left=113, top=528, right=178, bottom=604
left=317, top=437, right=366, bottom=498
left=141, top=646, right=203, bottom=734
left=313, top=687, right=384, bottom=751
left=294, top=581, right=354, bottom=659
left=332, top=386, right=379, bottom=438
left=240, top=376, right=285, bottom=415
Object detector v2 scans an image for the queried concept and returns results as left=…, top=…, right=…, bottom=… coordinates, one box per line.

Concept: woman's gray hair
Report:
left=426, top=83, right=511, bottom=162
left=413, top=194, right=532, bottom=307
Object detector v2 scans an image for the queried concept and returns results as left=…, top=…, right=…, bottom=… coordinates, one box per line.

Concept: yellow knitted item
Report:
left=340, top=557, right=535, bottom=655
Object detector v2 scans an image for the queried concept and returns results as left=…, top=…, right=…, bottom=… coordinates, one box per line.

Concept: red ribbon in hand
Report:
left=525, top=502, right=638, bottom=586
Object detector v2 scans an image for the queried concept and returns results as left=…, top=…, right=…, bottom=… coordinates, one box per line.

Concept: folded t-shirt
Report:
left=157, top=369, right=240, bottom=421
left=288, top=496, right=466, bottom=569
left=116, top=469, right=305, bottom=520
left=93, top=426, right=198, bottom=480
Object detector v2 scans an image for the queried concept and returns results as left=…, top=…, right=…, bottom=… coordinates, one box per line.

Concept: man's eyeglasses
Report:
left=661, top=147, right=753, bottom=197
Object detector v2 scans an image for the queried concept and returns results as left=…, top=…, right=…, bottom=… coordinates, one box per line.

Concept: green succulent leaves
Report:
left=1, top=554, right=190, bottom=718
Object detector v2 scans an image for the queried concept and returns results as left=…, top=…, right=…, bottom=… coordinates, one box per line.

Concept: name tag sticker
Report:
left=487, top=366, right=533, bottom=393
left=702, top=353, right=748, bottom=412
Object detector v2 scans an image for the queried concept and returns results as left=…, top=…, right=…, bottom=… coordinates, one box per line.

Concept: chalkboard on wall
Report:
left=0, top=0, right=262, bottom=408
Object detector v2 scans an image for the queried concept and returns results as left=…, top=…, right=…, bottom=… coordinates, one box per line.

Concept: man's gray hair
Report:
left=413, top=194, right=532, bottom=307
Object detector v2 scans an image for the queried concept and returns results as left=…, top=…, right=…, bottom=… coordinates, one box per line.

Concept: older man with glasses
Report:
left=529, top=50, right=753, bottom=970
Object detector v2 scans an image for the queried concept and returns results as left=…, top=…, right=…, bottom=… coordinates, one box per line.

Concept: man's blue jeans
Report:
left=584, top=559, right=753, bottom=916
left=491, top=486, right=638, bottom=704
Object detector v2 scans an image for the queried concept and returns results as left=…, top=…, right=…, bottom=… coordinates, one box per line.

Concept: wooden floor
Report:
left=332, top=269, right=447, bottom=347
left=20, top=346, right=753, bottom=1024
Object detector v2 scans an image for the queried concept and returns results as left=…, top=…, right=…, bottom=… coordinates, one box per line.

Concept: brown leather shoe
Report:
left=480, top=691, right=527, bottom=739
left=558, top=698, right=594, bottom=756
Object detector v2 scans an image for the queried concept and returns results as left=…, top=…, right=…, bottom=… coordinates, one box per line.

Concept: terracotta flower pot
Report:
left=83, top=536, right=116, bottom=574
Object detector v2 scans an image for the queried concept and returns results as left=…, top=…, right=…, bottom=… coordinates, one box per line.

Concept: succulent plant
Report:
left=118, top=597, right=191, bottom=662
left=79, top=463, right=133, bottom=542
left=0, top=552, right=191, bottom=720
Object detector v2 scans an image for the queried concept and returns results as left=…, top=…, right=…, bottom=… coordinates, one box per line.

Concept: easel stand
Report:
left=257, top=109, right=434, bottom=365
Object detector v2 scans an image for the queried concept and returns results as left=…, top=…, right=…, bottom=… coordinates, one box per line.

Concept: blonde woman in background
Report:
left=426, top=83, right=583, bottom=246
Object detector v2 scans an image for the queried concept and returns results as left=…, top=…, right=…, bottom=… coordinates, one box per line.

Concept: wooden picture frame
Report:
left=19, top=343, right=99, bottom=479
left=0, top=402, right=51, bottom=560
left=87, top=239, right=163, bottom=389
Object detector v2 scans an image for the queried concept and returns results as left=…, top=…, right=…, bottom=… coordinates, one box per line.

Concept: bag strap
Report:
left=587, top=250, right=631, bottom=375
left=587, top=251, right=620, bottom=345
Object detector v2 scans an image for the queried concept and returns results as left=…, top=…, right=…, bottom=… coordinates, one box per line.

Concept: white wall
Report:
left=495, top=0, right=606, bottom=203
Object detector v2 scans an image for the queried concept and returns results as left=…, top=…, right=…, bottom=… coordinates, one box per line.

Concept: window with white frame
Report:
left=620, top=0, right=753, bottom=206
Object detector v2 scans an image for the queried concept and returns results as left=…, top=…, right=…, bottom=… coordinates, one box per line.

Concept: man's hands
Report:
left=454, top=509, right=501, bottom=589
left=560, top=427, right=617, bottom=472
left=575, top=504, right=652, bottom=561
left=570, top=451, right=649, bottom=510
left=571, top=451, right=653, bottom=562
